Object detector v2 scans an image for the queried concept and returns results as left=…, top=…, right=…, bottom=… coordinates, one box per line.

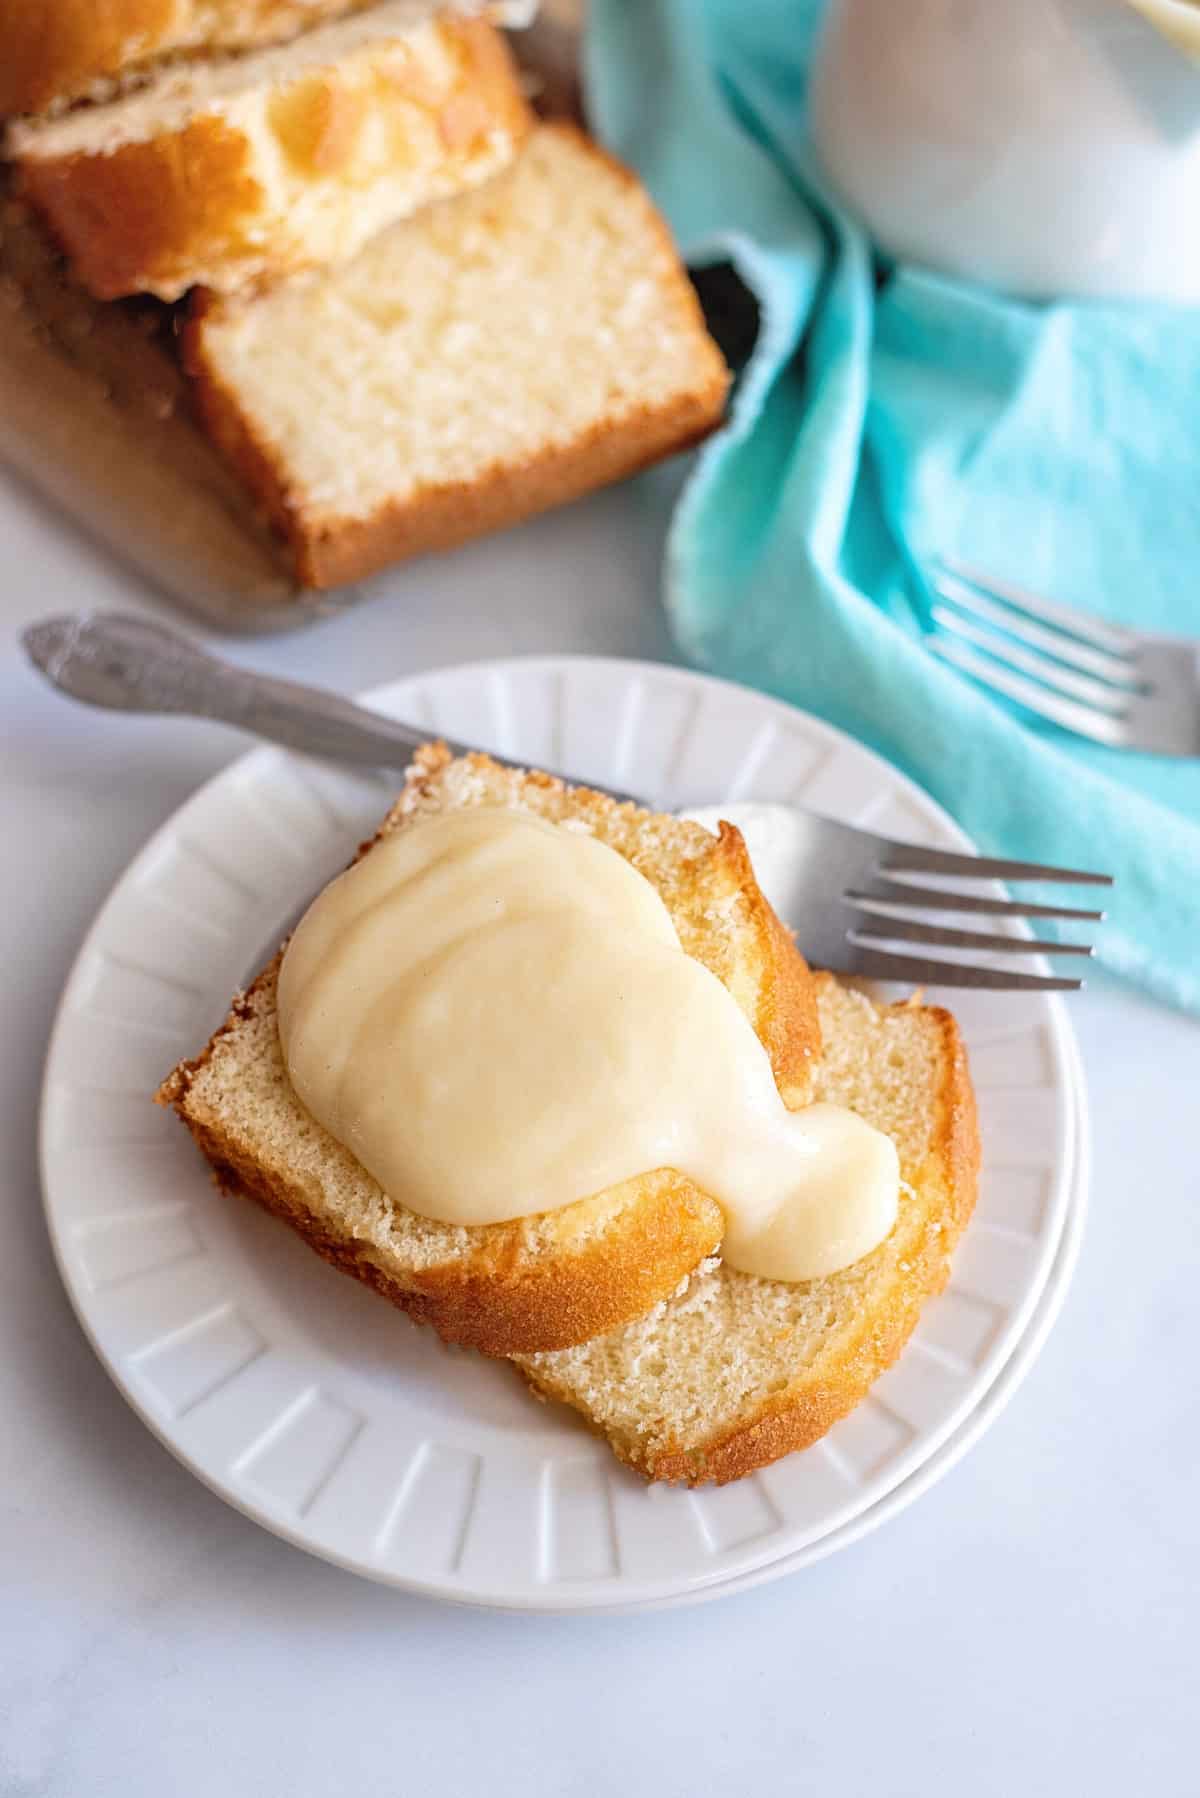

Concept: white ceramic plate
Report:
left=41, top=657, right=1080, bottom=1611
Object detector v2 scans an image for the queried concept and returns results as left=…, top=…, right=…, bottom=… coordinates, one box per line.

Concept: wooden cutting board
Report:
left=0, top=192, right=356, bottom=634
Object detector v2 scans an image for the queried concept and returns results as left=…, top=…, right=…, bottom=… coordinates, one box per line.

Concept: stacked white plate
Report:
left=41, top=658, right=1087, bottom=1613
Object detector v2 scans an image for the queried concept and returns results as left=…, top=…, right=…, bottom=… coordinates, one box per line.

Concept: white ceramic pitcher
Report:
left=809, top=0, right=1200, bottom=298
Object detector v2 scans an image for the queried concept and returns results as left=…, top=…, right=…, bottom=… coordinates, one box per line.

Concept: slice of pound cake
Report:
left=157, top=746, right=821, bottom=1357
left=0, top=0, right=377, bottom=118
left=183, top=123, right=730, bottom=586
left=518, top=977, right=979, bottom=1484
left=9, top=5, right=531, bottom=299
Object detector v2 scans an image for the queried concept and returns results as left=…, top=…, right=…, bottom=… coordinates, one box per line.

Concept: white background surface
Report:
left=2, top=465, right=1196, bottom=1796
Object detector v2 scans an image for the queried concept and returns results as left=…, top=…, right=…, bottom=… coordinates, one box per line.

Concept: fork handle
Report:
left=87, top=613, right=463, bottom=770
left=24, top=611, right=652, bottom=800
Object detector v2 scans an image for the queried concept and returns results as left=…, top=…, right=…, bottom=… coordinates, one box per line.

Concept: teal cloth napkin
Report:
left=587, top=0, right=1200, bottom=1013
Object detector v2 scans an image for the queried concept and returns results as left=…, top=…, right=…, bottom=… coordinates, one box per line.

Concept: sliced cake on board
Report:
left=185, top=124, right=730, bottom=584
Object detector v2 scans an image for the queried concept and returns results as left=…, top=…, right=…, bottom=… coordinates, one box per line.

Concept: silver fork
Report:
left=21, top=610, right=1112, bottom=994
left=928, top=557, right=1200, bottom=754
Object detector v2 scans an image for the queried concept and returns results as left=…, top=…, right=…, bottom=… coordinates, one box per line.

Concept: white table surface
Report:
left=2, top=464, right=1196, bottom=1798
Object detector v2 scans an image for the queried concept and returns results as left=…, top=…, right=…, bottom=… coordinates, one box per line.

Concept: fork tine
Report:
left=932, top=604, right=1133, bottom=711
left=847, top=882, right=1106, bottom=921
left=932, top=574, right=1140, bottom=686
left=937, top=558, right=1138, bottom=658
left=846, top=947, right=1085, bottom=992
left=879, top=843, right=1113, bottom=885
left=851, top=918, right=1094, bottom=956
left=930, top=638, right=1131, bottom=746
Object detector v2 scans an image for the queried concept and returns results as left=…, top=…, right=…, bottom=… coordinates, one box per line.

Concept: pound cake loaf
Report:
left=183, top=122, right=730, bottom=585
left=9, top=5, right=531, bottom=299
left=157, top=746, right=822, bottom=1357
left=518, top=975, right=979, bottom=1484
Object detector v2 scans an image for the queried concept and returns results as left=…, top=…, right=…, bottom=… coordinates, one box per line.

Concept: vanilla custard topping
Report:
left=276, top=810, right=899, bottom=1280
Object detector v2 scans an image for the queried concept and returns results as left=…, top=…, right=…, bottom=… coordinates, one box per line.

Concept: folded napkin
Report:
left=587, top=0, right=1200, bottom=1013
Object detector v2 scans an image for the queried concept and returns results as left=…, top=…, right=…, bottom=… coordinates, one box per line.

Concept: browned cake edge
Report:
left=0, top=0, right=373, bottom=120
left=158, top=957, right=735, bottom=1357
